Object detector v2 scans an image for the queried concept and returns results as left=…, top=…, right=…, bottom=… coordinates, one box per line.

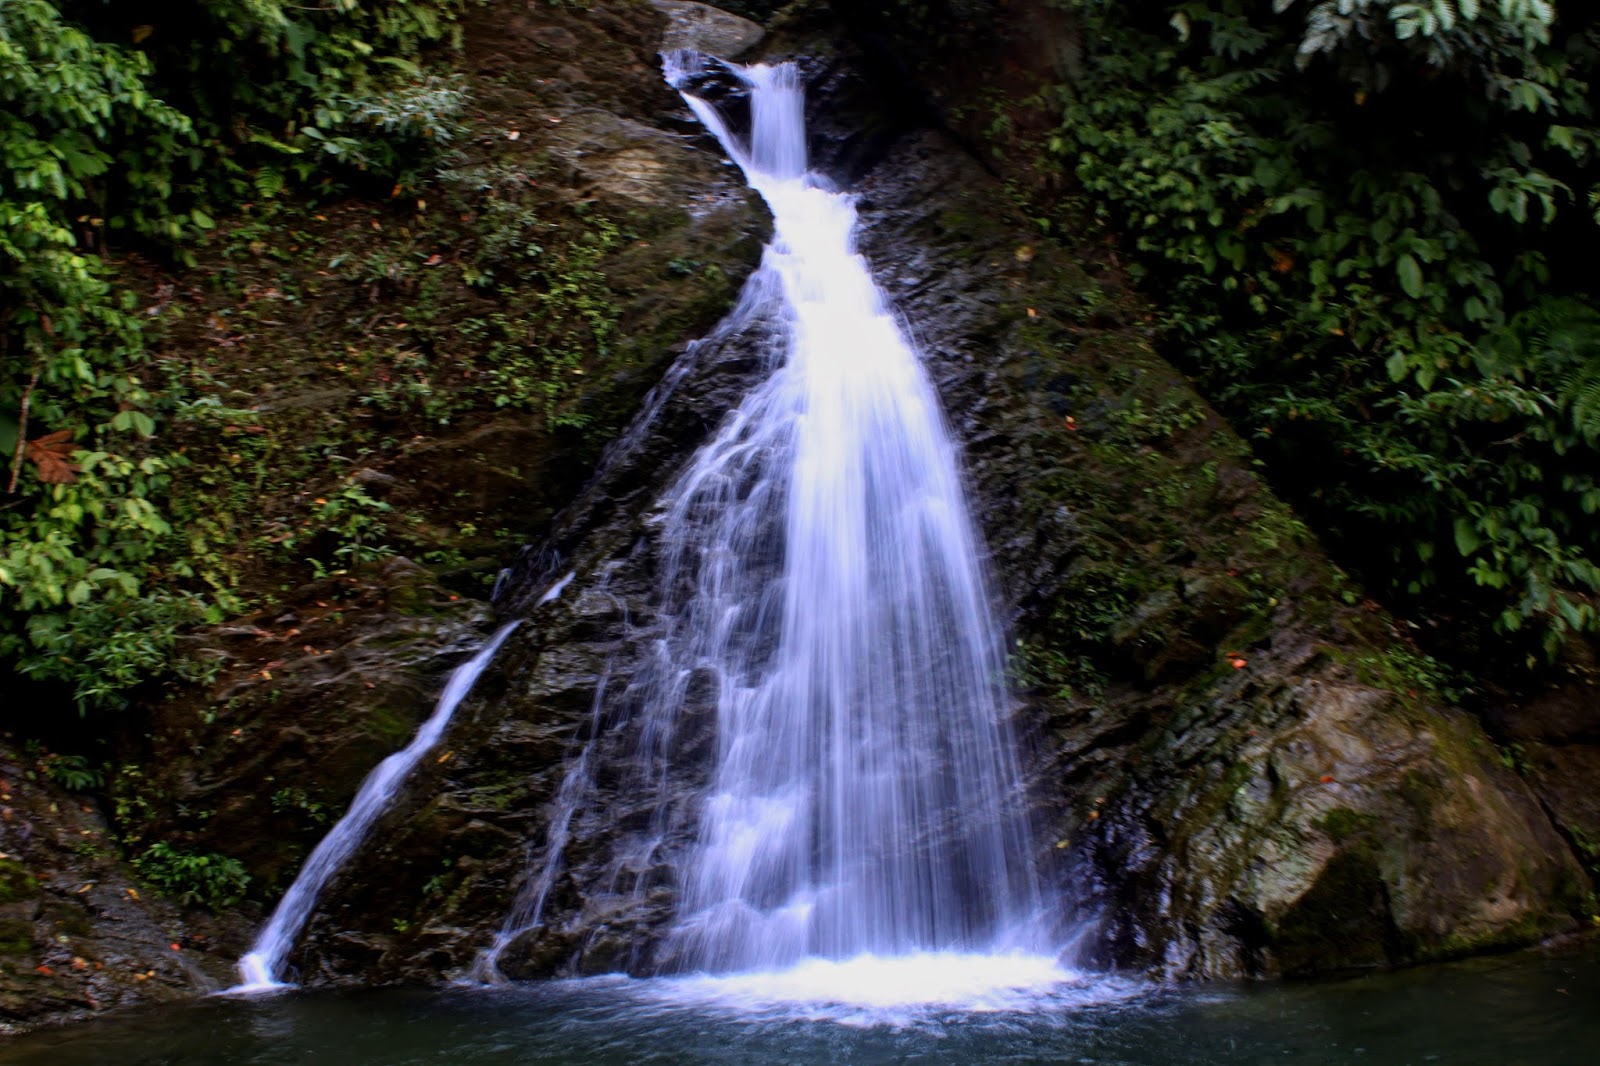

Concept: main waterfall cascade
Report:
left=654, top=55, right=1050, bottom=969
left=232, top=53, right=1074, bottom=1007
left=483, top=54, right=1067, bottom=996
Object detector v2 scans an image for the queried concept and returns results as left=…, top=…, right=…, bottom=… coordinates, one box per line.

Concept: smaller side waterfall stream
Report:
left=229, top=622, right=519, bottom=992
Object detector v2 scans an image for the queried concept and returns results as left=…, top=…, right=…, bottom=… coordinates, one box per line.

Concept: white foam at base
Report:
left=625, top=952, right=1137, bottom=1027
left=224, top=953, right=289, bottom=996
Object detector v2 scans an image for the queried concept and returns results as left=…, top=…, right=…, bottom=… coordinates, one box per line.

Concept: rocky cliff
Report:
left=292, top=1, right=1587, bottom=985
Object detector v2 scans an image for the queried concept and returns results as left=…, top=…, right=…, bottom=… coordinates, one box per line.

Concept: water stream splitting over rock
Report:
left=487, top=56, right=1055, bottom=980
left=232, top=622, right=520, bottom=991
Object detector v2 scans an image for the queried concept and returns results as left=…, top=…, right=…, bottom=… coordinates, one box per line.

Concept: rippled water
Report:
left=6, top=944, right=1595, bottom=1064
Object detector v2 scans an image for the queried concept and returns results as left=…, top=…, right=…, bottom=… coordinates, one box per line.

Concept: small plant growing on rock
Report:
left=38, top=753, right=103, bottom=792
left=133, top=842, right=250, bottom=910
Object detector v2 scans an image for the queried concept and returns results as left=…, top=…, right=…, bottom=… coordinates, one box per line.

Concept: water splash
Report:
left=635, top=952, right=1125, bottom=1028
left=229, top=621, right=520, bottom=993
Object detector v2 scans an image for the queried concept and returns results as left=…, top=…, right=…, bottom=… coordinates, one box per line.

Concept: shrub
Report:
left=133, top=842, right=251, bottom=909
left=1048, top=0, right=1600, bottom=662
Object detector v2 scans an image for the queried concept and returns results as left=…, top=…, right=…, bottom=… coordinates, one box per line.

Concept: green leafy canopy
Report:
left=0, top=0, right=469, bottom=710
left=1053, top=0, right=1600, bottom=661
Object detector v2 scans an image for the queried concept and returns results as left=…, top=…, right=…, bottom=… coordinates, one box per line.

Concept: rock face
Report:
left=296, top=251, right=791, bottom=985
left=842, top=124, right=1586, bottom=977
left=652, top=0, right=765, bottom=56
left=1481, top=664, right=1600, bottom=913
left=0, top=743, right=248, bottom=1033
left=785, top=0, right=1593, bottom=975
left=288, top=3, right=1585, bottom=985
left=0, top=0, right=770, bottom=1034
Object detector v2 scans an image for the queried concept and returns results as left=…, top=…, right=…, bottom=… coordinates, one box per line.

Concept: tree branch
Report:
left=7, top=371, right=39, bottom=494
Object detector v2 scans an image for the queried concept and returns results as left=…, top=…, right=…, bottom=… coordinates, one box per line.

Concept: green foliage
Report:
left=271, top=786, right=330, bottom=825
left=473, top=212, right=624, bottom=429
left=426, top=166, right=626, bottom=429
left=1, top=0, right=468, bottom=710
left=1050, top=0, right=1600, bottom=661
left=288, top=481, right=396, bottom=575
left=133, top=841, right=250, bottom=909
left=37, top=745, right=103, bottom=787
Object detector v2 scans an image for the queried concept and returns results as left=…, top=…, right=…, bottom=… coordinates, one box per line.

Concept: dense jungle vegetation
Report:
left=3, top=0, right=1599, bottom=731
left=0, top=0, right=482, bottom=712
left=1044, top=0, right=1600, bottom=671
left=1, top=0, right=667, bottom=725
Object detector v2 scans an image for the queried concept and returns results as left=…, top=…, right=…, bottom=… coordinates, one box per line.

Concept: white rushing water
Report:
left=593, top=54, right=1062, bottom=993
left=230, top=622, right=520, bottom=992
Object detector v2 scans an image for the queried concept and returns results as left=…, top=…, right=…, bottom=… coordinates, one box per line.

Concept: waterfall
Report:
left=227, top=53, right=1060, bottom=1004
left=230, top=621, right=520, bottom=992
left=597, top=54, right=1050, bottom=974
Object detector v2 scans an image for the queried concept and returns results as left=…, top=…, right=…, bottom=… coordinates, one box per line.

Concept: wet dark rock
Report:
left=0, top=745, right=247, bottom=1034
left=1478, top=659, right=1600, bottom=902
left=294, top=288, right=786, bottom=983
left=116, top=558, right=494, bottom=902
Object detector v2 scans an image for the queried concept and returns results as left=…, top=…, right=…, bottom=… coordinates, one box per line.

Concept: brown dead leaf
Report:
left=26, top=429, right=79, bottom=484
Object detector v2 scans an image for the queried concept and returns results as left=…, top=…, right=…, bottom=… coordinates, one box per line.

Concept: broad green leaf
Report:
left=1397, top=254, right=1425, bottom=299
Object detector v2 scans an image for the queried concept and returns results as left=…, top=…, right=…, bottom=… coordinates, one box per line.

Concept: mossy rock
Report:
left=0, top=861, right=39, bottom=905
left=0, top=918, right=34, bottom=956
left=1271, top=847, right=1401, bottom=976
